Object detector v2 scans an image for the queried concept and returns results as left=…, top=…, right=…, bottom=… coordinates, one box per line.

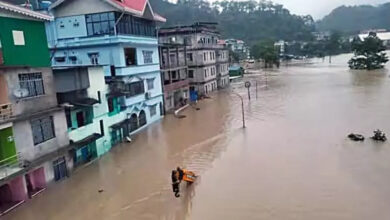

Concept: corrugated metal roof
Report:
left=0, top=0, right=53, bottom=21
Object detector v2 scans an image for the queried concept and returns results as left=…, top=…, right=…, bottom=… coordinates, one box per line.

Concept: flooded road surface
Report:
left=4, top=53, right=390, bottom=220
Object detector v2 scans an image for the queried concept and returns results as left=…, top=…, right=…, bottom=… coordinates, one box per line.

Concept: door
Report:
left=53, top=157, right=68, bottom=181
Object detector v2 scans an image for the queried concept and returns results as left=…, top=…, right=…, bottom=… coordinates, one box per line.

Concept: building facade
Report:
left=45, top=0, right=165, bottom=151
left=158, top=37, right=189, bottom=112
left=0, top=2, right=71, bottom=215
left=159, top=22, right=229, bottom=96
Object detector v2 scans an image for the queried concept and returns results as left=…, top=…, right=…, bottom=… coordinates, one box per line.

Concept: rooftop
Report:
left=0, top=0, right=53, bottom=21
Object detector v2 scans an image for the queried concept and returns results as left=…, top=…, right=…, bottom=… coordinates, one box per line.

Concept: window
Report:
left=88, top=53, right=99, bottom=65
left=125, top=81, right=144, bottom=97
left=210, top=52, right=213, bottom=60
left=204, top=52, right=206, bottom=61
left=142, top=51, right=153, bottom=64
left=187, top=53, right=193, bottom=61
left=147, top=78, right=154, bottom=90
left=12, top=30, right=25, bottom=46
left=31, top=116, right=55, bottom=145
left=149, top=104, right=157, bottom=117
left=188, top=70, right=194, bottom=78
left=204, top=69, right=207, bottom=78
left=124, top=48, right=136, bottom=66
left=86, top=12, right=115, bottom=36
left=115, top=13, right=156, bottom=37
left=19, top=73, right=44, bottom=98
left=108, top=97, right=115, bottom=113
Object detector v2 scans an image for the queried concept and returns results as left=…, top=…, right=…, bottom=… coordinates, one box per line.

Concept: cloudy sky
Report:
left=261, top=0, right=389, bottom=19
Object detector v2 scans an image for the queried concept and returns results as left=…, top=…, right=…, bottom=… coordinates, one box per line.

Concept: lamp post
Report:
left=232, top=91, right=246, bottom=128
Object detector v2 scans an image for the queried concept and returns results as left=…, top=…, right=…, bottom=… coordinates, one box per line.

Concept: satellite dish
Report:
left=13, top=88, right=29, bottom=98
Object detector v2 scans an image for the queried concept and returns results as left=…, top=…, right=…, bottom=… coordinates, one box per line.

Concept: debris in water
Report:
left=348, top=133, right=365, bottom=141
left=371, top=129, right=387, bottom=142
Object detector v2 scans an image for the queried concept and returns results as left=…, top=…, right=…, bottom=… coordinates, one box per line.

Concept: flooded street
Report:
left=4, top=53, right=390, bottom=220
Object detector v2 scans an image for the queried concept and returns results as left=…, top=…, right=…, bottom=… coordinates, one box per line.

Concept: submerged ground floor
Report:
left=4, top=54, right=390, bottom=219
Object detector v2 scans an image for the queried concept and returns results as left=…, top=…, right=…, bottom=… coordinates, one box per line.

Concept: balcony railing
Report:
left=0, top=153, right=23, bottom=180
left=164, top=79, right=190, bottom=92
left=0, top=103, right=13, bottom=122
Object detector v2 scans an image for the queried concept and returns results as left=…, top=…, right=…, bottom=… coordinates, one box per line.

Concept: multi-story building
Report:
left=0, top=2, right=71, bottom=215
left=44, top=0, right=166, bottom=150
left=216, top=47, right=229, bottom=89
left=158, top=35, right=189, bottom=112
left=159, top=22, right=229, bottom=96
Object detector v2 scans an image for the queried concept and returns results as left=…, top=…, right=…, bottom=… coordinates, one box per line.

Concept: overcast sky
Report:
left=260, top=0, right=389, bottom=19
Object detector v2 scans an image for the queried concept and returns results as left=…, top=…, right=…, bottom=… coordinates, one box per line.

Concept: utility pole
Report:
left=232, top=92, right=245, bottom=128
left=256, top=81, right=258, bottom=99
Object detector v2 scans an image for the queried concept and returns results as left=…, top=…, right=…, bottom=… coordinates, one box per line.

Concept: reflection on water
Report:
left=4, top=53, right=390, bottom=220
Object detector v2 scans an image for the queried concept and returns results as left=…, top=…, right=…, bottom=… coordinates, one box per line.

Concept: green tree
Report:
left=348, top=33, right=389, bottom=70
left=251, top=40, right=279, bottom=68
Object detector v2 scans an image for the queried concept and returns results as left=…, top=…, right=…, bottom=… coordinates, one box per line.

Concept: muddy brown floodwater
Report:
left=4, top=53, right=390, bottom=220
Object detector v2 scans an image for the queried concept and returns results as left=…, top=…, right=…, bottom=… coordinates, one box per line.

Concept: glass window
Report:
left=31, top=116, right=55, bottom=145
left=86, top=12, right=115, bottom=36
left=147, top=78, right=154, bottom=90
left=142, top=50, right=153, bottom=64
left=149, top=105, right=157, bottom=117
left=188, top=70, right=194, bottom=78
left=125, top=81, right=144, bottom=97
left=19, top=73, right=44, bottom=98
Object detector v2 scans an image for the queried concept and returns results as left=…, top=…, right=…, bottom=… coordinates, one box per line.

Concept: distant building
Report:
left=158, top=36, right=189, bottom=112
left=220, top=39, right=250, bottom=60
left=358, top=32, right=390, bottom=48
left=159, top=22, right=230, bottom=96
left=0, top=2, right=71, bottom=214
left=312, top=31, right=331, bottom=41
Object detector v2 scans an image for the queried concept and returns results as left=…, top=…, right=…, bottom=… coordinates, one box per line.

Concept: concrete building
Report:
left=0, top=2, right=71, bottom=215
left=159, top=22, right=229, bottom=96
left=158, top=36, right=189, bottom=112
left=44, top=0, right=166, bottom=151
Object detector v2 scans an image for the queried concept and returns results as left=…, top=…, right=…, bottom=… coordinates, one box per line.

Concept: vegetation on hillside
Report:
left=317, top=3, right=390, bottom=33
left=150, top=0, right=315, bottom=45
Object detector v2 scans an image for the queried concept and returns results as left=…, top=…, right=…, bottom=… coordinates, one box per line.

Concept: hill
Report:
left=317, top=3, right=390, bottom=33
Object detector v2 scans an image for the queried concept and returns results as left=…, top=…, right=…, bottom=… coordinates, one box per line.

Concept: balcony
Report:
left=160, top=61, right=187, bottom=70
left=164, top=79, right=190, bottom=92
left=0, top=103, right=13, bottom=122
left=0, top=154, right=23, bottom=181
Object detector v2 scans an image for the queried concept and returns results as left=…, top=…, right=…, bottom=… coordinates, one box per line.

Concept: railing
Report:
left=164, top=79, right=190, bottom=92
left=0, top=103, right=13, bottom=122
left=0, top=153, right=23, bottom=180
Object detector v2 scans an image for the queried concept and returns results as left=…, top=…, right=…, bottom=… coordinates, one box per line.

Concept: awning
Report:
left=70, top=97, right=99, bottom=107
left=110, top=119, right=130, bottom=130
left=106, top=91, right=127, bottom=98
left=71, top=133, right=103, bottom=150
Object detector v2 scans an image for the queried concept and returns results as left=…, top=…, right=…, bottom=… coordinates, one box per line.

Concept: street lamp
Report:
left=232, top=91, right=246, bottom=128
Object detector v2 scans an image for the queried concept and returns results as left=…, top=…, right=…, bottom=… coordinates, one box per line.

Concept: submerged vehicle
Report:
left=348, top=133, right=365, bottom=141
left=371, top=130, right=387, bottom=142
